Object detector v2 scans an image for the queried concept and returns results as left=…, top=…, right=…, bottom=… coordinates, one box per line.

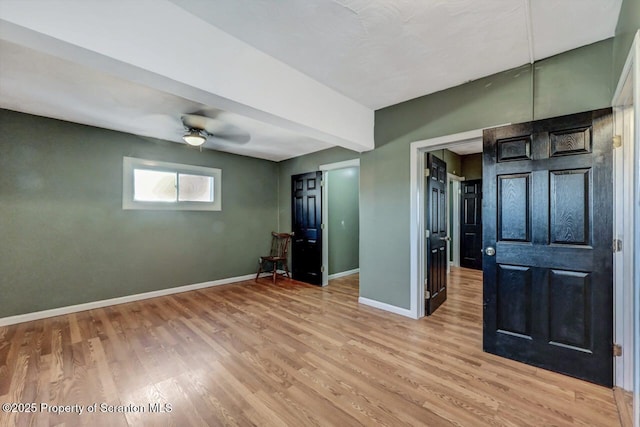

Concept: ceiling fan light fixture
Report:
left=183, top=128, right=207, bottom=146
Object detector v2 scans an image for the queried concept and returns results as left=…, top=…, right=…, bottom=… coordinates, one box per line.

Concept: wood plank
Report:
left=613, top=387, right=634, bottom=427
left=0, top=268, right=623, bottom=426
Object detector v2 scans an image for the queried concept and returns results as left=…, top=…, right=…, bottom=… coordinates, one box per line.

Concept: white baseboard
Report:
left=358, top=296, right=416, bottom=319
left=328, top=268, right=360, bottom=280
left=0, top=273, right=258, bottom=327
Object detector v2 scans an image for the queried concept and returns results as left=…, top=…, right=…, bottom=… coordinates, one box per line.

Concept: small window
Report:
left=178, top=174, right=214, bottom=202
left=123, top=157, right=221, bottom=211
left=134, top=169, right=177, bottom=202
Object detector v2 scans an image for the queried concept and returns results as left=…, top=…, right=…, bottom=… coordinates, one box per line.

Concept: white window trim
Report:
left=123, top=157, right=221, bottom=211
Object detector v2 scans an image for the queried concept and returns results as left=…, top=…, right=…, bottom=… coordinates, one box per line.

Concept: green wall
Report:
left=366, top=40, right=613, bottom=309
left=534, top=41, right=613, bottom=119
left=277, top=146, right=360, bottom=232
left=364, top=39, right=613, bottom=309
left=431, top=149, right=462, bottom=177
left=461, top=154, right=483, bottom=181
left=0, top=109, right=278, bottom=318
left=327, top=168, right=359, bottom=275
left=276, top=40, right=613, bottom=310
left=277, top=40, right=613, bottom=310
left=614, top=0, right=640, bottom=83
left=376, top=39, right=613, bottom=153
left=1, top=35, right=622, bottom=318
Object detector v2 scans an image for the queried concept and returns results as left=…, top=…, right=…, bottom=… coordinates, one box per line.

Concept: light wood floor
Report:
left=0, top=268, right=624, bottom=426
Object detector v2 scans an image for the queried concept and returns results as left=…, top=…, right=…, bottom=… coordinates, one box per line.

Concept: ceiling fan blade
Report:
left=206, top=133, right=251, bottom=145
left=181, top=114, right=213, bottom=130
left=182, top=113, right=251, bottom=145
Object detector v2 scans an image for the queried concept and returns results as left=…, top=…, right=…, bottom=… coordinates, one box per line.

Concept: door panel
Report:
left=498, top=173, right=531, bottom=242
left=496, top=265, right=532, bottom=337
left=483, top=108, right=613, bottom=387
left=460, top=179, right=483, bottom=269
left=291, top=171, right=323, bottom=285
left=548, top=270, right=591, bottom=350
left=426, top=153, right=448, bottom=315
left=550, top=170, right=589, bottom=244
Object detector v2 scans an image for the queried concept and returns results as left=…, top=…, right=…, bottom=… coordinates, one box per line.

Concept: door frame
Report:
left=612, top=30, right=639, bottom=421
left=447, top=174, right=465, bottom=271
left=319, top=159, right=360, bottom=286
left=410, top=130, right=484, bottom=319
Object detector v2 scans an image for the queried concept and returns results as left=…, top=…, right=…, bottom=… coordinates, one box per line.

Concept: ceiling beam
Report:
left=0, top=0, right=374, bottom=153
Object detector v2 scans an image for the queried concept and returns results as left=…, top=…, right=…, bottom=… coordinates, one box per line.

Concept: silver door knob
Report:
left=485, top=247, right=496, bottom=256
left=439, top=236, right=451, bottom=241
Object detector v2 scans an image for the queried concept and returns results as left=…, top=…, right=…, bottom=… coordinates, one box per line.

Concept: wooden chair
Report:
left=255, top=232, right=292, bottom=283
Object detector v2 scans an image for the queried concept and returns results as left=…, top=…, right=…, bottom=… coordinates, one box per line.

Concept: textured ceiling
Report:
left=0, top=0, right=623, bottom=160
left=172, top=0, right=622, bottom=109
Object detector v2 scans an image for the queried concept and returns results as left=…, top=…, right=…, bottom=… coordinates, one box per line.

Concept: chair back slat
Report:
left=269, top=232, right=292, bottom=258
left=257, top=232, right=293, bottom=283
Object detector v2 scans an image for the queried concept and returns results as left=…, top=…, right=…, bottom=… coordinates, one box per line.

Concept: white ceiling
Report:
left=0, top=40, right=333, bottom=162
left=173, top=0, right=622, bottom=109
left=0, top=0, right=622, bottom=161
left=448, top=140, right=483, bottom=156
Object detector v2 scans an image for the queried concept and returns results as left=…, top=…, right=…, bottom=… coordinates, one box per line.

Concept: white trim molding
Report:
left=0, top=273, right=257, bottom=327
left=409, top=126, right=508, bottom=319
left=409, top=129, right=484, bottom=319
left=123, top=156, right=222, bottom=211
left=447, top=173, right=465, bottom=270
left=358, top=297, right=416, bottom=319
left=319, top=159, right=360, bottom=171
left=0, top=4, right=375, bottom=153
left=328, top=268, right=360, bottom=280
left=319, top=158, right=361, bottom=286
left=612, top=32, right=640, bottom=426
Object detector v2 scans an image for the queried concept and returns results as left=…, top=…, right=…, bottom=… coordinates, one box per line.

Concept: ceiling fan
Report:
left=180, top=113, right=251, bottom=148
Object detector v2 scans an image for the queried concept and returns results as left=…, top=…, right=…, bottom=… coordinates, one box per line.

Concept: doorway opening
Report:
left=425, top=147, right=483, bottom=315
left=447, top=174, right=465, bottom=271
left=410, top=108, right=640, bottom=392
left=410, top=130, right=484, bottom=319
left=319, top=159, right=360, bottom=287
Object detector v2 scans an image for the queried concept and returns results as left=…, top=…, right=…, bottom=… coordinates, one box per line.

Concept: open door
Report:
left=425, top=153, right=448, bottom=315
left=291, top=171, right=323, bottom=285
left=483, top=109, right=613, bottom=386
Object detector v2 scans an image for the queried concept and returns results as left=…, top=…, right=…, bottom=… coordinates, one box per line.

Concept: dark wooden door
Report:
left=291, top=171, right=323, bottom=285
left=426, top=153, right=448, bottom=315
left=482, top=108, right=613, bottom=386
left=460, top=179, right=483, bottom=270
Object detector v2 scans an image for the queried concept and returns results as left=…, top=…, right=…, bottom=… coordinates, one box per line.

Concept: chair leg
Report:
left=272, top=261, right=277, bottom=284
left=255, top=260, right=262, bottom=281
left=283, top=262, right=290, bottom=279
